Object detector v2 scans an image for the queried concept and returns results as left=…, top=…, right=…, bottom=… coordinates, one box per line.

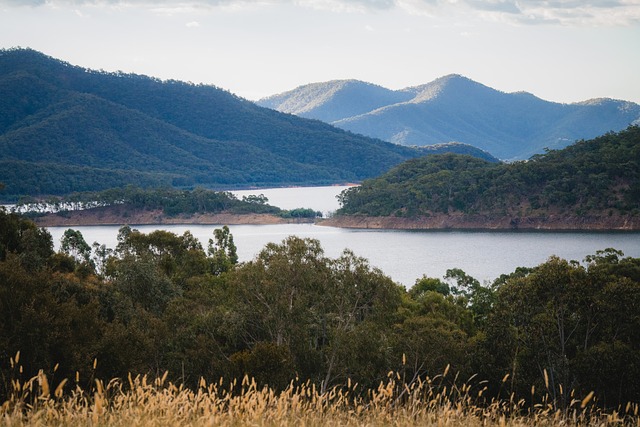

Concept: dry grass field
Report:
left=2, top=365, right=638, bottom=427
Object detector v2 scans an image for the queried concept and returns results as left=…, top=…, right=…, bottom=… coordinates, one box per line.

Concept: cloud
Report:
left=1, top=0, right=639, bottom=25
left=295, top=0, right=395, bottom=13
left=511, top=0, right=640, bottom=25
left=0, top=0, right=47, bottom=5
left=463, top=0, right=521, bottom=14
left=399, top=0, right=640, bottom=25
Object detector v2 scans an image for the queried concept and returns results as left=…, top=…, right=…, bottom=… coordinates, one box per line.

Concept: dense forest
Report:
left=337, top=126, right=640, bottom=219
left=0, top=48, right=503, bottom=201
left=1, top=208, right=639, bottom=410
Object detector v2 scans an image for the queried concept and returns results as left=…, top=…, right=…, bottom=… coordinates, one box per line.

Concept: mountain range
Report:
left=258, top=76, right=640, bottom=160
left=0, top=49, right=500, bottom=199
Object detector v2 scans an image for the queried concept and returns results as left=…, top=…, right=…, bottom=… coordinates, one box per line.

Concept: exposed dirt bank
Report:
left=319, top=214, right=640, bottom=231
left=33, top=206, right=313, bottom=227
left=31, top=205, right=640, bottom=231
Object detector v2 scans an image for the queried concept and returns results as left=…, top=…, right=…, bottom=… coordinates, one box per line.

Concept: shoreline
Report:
left=318, top=214, right=640, bottom=231
left=33, top=207, right=314, bottom=227
left=30, top=206, right=640, bottom=231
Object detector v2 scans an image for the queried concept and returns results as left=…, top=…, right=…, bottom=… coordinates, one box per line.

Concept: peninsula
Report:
left=329, top=126, right=640, bottom=231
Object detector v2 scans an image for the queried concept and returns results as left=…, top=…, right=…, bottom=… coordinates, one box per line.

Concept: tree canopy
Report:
left=0, top=48, right=427, bottom=200
left=1, top=209, right=639, bottom=409
left=14, top=186, right=325, bottom=219
left=337, top=126, right=640, bottom=220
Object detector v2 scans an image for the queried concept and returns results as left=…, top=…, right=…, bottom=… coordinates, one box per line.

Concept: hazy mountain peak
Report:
left=405, top=74, right=493, bottom=104
left=577, top=97, right=630, bottom=107
left=257, top=79, right=413, bottom=123
left=510, top=90, right=541, bottom=99
left=259, top=80, right=365, bottom=114
left=258, top=71, right=640, bottom=160
left=576, top=98, right=640, bottom=122
left=429, top=73, right=476, bottom=88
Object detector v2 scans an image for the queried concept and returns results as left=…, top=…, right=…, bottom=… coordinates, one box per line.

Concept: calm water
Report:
left=46, top=186, right=640, bottom=287
left=231, top=185, right=352, bottom=216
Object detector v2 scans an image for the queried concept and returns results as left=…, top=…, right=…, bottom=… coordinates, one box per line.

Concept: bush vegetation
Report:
left=16, top=186, right=288, bottom=217
left=1, top=208, right=639, bottom=423
left=337, top=126, right=640, bottom=218
left=12, top=186, right=324, bottom=218
left=0, top=48, right=426, bottom=200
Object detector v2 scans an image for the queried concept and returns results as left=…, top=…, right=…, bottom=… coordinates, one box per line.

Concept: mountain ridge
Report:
left=257, top=75, right=640, bottom=160
left=0, top=48, right=503, bottom=200
left=259, top=79, right=414, bottom=123
left=0, top=48, right=421, bottom=199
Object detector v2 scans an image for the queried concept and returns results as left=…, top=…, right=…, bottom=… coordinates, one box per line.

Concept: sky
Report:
left=1, top=0, right=639, bottom=104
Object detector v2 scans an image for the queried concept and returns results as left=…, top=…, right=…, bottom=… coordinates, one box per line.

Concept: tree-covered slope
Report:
left=260, top=75, right=640, bottom=160
left=0, top=48, right=426, bottom=199
left=337, top=126, right=640, bottom=220
left=417, top=142, right=499, bottom=163
left=0, top=91, right=334, bottom=187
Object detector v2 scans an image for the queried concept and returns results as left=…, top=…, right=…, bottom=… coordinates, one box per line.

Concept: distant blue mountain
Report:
left=258, top=75, right=640, bottom=160
left=259, top=80, right=414, bottom=123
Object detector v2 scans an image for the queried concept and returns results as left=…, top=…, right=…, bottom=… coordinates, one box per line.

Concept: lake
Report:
left=231, top=185, right=351, bottom=217
left=46, top=186, right=640, bottom=287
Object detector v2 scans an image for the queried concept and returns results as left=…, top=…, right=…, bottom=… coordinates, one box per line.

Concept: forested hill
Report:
left=259, top=75, right=640, bottom=160
left=335, top=126, right=640, bottom=228
left=0, top=48, right=434, bottom=199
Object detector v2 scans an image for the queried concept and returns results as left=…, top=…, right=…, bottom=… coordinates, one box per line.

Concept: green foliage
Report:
left=416, top=141, right=500, bottom=163
left=1, top=209, right=639, bottom=408
left=16, top=186, right=283, bottom=217
left=278, top=208, right=323, bottom=218
left=338, top=126, right=640, bottom=218
left=229, top=342, right=295, bottom=391
left=480, top=252, right=640, bottom=408
left=0, top=48, right=426, bottom=199
left=208, top=226, right=238, bottom=275
left=410, top=276, right=451, bottom=297
left=201, top=237, right=404, bottom=390
left=241, top=194, right=268, bottom=205
left=0, top=161, right=177, bottom=201
left=60, top=229, right=92, bottom=265
left=0, top=207, right=53, bottom=266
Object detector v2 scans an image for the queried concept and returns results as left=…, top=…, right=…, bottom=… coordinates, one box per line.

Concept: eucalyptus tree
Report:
left=60, top=229, right=92, bottom=265
left=481, top=251, right=640, bottom=408
left=227, top=237, right=402, bottom=390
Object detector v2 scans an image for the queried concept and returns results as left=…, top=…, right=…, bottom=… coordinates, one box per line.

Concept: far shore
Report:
left=30, top=205, right=640, bottom=231
left=33, top=206, right=314, bottom=227
left=319, top=214, right=640, bottom=231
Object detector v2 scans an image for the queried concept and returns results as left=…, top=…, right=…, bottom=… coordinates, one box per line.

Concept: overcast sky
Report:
left=1, top=0, right=639, bottom=103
